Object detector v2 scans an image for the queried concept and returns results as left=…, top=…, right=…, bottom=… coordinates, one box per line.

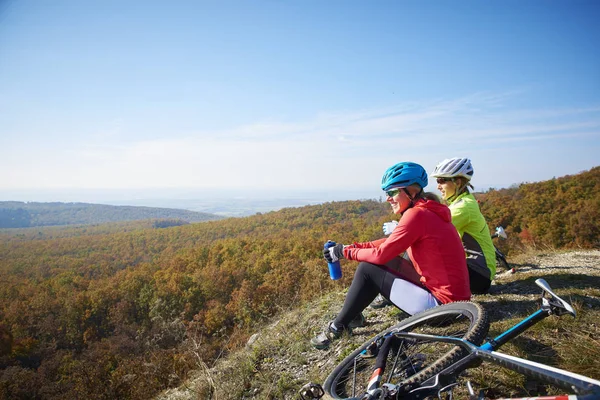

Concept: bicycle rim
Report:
left=324, top=301, right=489, bottom=399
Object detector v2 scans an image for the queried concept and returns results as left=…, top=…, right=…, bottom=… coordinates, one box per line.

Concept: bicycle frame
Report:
left=390, top=279, right=600, bottom=399
left=395, top=332, right=600, bottom=399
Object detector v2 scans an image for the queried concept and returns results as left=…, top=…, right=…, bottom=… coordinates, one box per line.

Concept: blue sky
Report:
left=1, top=0, right=599, bottom=203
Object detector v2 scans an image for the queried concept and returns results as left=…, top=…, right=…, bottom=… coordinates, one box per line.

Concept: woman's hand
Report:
left=323, top=242, right=345, bottom=263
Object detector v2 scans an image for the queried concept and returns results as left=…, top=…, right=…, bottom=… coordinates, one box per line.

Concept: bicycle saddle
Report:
left=536, top=278, right=576, bottom=317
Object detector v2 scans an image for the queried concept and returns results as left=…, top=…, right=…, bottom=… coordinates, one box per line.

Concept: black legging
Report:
left=333, top=257, right=425, bottom=328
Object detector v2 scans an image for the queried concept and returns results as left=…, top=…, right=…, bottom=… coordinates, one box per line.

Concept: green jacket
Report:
left=448, top=192, right=496, bottom=280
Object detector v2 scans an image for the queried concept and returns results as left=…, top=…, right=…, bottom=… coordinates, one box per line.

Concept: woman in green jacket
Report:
left=431, top=157, right=496, bottom=294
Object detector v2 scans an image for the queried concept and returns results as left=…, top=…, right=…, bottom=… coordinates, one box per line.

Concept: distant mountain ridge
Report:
left=0, top=201, right=224, bottom=228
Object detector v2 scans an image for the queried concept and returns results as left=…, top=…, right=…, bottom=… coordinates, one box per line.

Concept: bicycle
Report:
left=492, top=226, right=511, bottom=272
left=299, top=278, right=600, bottom=400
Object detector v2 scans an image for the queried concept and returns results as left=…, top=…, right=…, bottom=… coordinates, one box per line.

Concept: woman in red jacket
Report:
left=311, top=161, right=470, bottom=349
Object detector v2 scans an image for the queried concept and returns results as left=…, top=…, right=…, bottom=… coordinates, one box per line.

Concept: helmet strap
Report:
left=448, top=178, right=471, bottom=202
left=446, top=179, right=460, bottom=202
left=400, top=187, right=423, bottom=213
left=457, top=180, right=473, bottom=194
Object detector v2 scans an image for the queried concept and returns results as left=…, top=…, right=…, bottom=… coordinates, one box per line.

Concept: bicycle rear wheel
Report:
left=323, top=301, right=489, bottom=399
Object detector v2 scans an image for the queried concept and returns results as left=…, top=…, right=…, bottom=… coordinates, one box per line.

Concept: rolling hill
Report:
left=0, top=201, right=224, bottom=228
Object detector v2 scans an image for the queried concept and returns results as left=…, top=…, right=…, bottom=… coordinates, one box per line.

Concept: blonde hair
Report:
left=455, top=177, right=474, bottom=195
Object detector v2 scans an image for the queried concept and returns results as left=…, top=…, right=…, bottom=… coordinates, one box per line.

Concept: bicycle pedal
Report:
left=362, top=337, right=384, bottom=358
left=299, top=382, right=324, bottom=399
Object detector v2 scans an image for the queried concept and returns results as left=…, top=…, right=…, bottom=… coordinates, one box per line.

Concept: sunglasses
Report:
left=385, top=187, right=403, bottom=197
left=436, top=177, right=453, bottom=184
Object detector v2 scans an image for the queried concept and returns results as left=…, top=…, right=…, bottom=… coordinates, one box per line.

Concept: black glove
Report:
left=323, top=242, right=345, bottom=263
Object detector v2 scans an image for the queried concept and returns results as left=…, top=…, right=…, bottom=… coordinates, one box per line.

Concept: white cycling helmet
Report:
left=431, top=157, right=474, bottom=181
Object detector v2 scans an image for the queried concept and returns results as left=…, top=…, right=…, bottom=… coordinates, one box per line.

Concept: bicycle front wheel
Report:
left=324, top=301, right=489, bottom=399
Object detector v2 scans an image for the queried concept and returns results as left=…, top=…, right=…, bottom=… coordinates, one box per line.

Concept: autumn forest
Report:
left=0, top=167, right=598, bottom=399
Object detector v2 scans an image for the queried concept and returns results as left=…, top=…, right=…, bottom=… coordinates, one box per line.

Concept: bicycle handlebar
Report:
left=492, top=226, right=507, bottom=239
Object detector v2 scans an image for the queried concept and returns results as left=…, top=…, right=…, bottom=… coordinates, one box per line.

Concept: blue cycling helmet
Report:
left=381, top=162, right=428, bottom=191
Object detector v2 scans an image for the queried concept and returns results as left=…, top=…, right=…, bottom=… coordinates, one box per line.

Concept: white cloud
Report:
left=2, top=91, right=599, bottom=192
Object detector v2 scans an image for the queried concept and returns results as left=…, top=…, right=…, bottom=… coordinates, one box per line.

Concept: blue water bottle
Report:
left=324, top=241, right=342, bottom=280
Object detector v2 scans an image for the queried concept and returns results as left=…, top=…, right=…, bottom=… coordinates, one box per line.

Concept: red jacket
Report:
left=343, top=199, right=471, bottom=304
